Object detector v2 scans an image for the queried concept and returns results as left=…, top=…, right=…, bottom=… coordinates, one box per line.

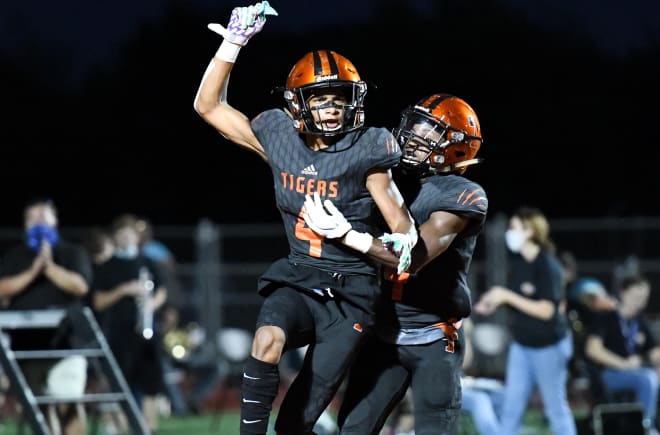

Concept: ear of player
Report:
left=207, top=1, right=278, bottom=46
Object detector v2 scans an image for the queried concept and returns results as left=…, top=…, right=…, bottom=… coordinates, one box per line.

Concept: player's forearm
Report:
left=365, top=239, right=401, bottom=268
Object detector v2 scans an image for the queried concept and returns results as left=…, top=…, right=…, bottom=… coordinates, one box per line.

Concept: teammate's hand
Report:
left=303, top=192, right=352, bottom=239
left=207, top=1, right=278, bottom=46
left=379, top=232, right=414, bottom=274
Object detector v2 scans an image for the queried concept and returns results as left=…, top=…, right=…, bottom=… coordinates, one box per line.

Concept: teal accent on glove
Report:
left=379, top=233, right=413, bottom=274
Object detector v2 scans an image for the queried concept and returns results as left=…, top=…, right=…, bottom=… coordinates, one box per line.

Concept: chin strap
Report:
left=434, top=157, right=484, bottom=174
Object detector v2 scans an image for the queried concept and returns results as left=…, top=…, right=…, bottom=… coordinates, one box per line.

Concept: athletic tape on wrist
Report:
left=215, top=40, right=241, bottom=63
left=344, top=230, right=373, bottom=254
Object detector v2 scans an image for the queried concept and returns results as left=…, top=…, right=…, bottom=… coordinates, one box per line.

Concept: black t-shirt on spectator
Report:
left=91, top=254, right=163, bottom=342
left=0, top=240, right=93, bottom=350
left=506, top=249, right=569, bottom=347
left=589, top=309, right=656, bottom=363
left=2, top=241, right=93, bottom=310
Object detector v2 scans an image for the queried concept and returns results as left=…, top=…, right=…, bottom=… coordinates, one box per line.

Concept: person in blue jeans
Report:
left=460, top=317, right=504, bottom=435
left=461, top=382, right=504, bottom=435
left=585, top=274, right=660, bottom=434
left=474, top=206, right=577, bottom=435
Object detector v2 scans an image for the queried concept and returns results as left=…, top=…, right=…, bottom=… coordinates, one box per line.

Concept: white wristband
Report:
left=343, top=230, right=373, bottom=254
left=407, top=223, right=418, bottom=248
left=215, top=40, right=241, bottom=63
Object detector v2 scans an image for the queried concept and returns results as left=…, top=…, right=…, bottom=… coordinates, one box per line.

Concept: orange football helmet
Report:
left=393, top=94, right=483, bottom=176
left=284, top=50, right=367, bottom=136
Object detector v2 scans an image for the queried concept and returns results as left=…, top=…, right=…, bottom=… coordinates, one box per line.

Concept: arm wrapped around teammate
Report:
left=379, top=232, right=414, bottom=274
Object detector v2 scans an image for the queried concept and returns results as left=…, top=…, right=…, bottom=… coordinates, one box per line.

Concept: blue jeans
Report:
left=499, top=334, right=577, bottom=435
left=601, top=366, right=659, bottom=423
left=461, top=383, right=504, bottom=435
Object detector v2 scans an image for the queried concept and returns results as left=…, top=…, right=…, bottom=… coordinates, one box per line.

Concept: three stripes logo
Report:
left=301, top=164, right=318, bottom=176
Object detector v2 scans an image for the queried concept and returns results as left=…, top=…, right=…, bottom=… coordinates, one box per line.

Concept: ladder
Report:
left=0, top=306, right=150, bottom=435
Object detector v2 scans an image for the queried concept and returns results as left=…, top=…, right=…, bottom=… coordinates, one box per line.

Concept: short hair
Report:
left=83, top=226, right=113, bottom=257
left=111, top=213, right=140, bottom=233
left=618, top=274, right=650, bottom=295
left=23, top=197, right=57, bottom=217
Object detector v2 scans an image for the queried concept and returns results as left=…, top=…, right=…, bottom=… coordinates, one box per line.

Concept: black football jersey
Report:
left=384, top=173, right=488, bottom=328
left=251, top=109, right=401, bottom=275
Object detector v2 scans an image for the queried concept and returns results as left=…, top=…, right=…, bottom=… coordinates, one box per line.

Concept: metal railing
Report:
left=2, top=215, right=660, bottom=377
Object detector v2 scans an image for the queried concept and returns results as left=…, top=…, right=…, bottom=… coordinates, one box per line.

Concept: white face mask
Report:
left=505, top=229, right=526, bottom=253
left=115, top=244, right=138, bottom=260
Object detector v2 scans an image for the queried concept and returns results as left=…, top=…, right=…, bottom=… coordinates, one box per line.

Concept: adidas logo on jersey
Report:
left=301, top=164, right=318, bottom=176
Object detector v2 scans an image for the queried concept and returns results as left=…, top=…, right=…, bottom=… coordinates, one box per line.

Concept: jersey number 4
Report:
left=295, top=209, right=323, bottom=258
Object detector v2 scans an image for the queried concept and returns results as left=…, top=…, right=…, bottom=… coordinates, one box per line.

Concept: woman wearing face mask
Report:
left=474, top=206, right=577, bottom=435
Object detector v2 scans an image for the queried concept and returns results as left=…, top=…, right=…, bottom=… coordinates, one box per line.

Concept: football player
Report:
left=304, top=94, right=487, bottom=435
left=193, top=2, right=418, bottom=434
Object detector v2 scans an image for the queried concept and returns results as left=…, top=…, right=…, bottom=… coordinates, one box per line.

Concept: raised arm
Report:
left=192, top=2, right=277, bottom=160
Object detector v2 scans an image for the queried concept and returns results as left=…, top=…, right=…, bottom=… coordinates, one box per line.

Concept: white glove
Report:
left=303, top=192, right=352, bottom=239
left=379, top=232, right=414, bottom=275
left=207, top=1, right=278, bottom=46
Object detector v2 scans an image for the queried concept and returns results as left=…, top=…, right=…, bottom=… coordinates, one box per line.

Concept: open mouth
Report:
left=321, top=119, right=341, bottom=131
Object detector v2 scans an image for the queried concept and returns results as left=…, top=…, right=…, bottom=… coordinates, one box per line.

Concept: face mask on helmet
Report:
left=283, top=50, right=367, bottom=136
left=393, top=94, right=483, bottom=176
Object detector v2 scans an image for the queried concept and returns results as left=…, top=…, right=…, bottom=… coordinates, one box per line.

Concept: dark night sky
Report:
left=1, top=0, right=659, bottom=228
left=2, top=0, right=659, bottom=77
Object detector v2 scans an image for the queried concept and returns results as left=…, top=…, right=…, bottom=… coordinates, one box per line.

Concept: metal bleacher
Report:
left=0, top=306, right=149, bottom=435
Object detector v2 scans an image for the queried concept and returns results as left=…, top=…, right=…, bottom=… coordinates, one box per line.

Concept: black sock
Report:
left=240, top=356, right=280, bottom=435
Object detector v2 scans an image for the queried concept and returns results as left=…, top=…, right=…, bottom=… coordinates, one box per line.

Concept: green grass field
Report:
left=0, top=409, right=564, bottom=435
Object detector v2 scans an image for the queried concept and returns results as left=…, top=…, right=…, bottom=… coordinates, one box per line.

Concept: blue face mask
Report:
left=115, top=245, right=138, bottom=260
left=26, top=224, right=59, bottom=251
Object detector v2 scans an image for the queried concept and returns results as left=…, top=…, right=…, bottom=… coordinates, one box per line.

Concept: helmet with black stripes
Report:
left=393, top=94, right=483, bottom=176
left=284, top=50, right=367, bottom=136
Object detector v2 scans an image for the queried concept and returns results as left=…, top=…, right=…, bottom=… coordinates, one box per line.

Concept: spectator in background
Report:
left=460, top=317, right=504, bottom=435
left=81, top=227, right=115, bottom=310
left=568, top=277, right=618, bottom=331
left=135, top=218, right=173, bottom=266
left=80, top=226, right=129, bottom=433
left=474, top=206, right=577, bottom=435
left=159, top=304, right=222, bottom=416
left=135, top=217, right=182, bottom=307
left=0, top=198, right=93, bottom=435
left=134, top=217, right=210, bottom=417
left=564, top=276, right=619, bottom=406
left=83, top=227, right=115, bottom=267
left=91, top=214, right=168, bottom=433
left=584, top=274, right=660, bottom=434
